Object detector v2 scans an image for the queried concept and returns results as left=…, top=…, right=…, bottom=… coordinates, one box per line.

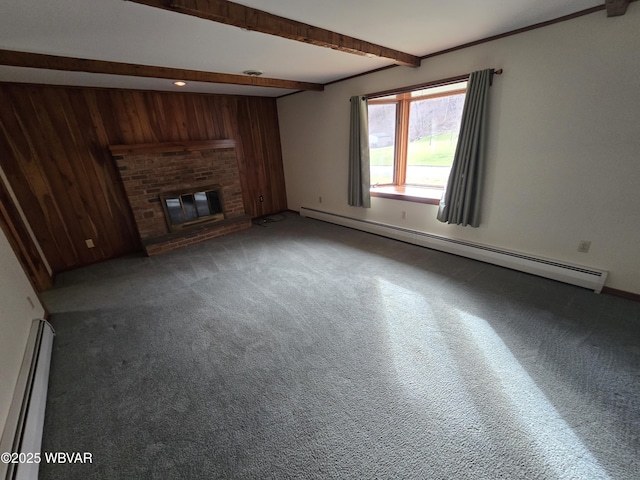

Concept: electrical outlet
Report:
left=577, top=240, right=591, bottom=253
left=259, top=195, right=264, bottom=203
left=401, top=211, right=407, bottom=220
left=85, top=239, right=95, bottom=248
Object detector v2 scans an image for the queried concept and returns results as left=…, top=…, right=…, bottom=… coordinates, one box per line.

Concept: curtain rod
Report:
left=490, top=68, right=503, bottom=86
left=364, top=68, right=503, bottom=100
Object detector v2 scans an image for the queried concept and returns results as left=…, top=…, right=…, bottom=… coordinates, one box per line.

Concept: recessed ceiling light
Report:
left=173, top=81, right=187, bottom=87
left=243, top=70, right=263, bottom=77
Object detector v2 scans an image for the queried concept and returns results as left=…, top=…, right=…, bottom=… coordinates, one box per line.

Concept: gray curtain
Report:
left=437, top=69, right=491, bottom=226
left=348, top=95, right=371, bottom=208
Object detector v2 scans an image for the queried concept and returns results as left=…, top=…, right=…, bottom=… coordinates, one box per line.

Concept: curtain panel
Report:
left=348, top=96, right=371, bottom=208
left=437, top=69, right=492, bottom=227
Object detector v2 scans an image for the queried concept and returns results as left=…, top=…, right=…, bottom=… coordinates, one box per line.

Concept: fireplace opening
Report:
left=161, top=185, right=224, bottom=232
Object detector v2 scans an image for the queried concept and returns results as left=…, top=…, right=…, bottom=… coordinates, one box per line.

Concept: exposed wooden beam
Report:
left=0, top=49, right=324, bottom=91
left=127, top=0, right=421, bottom=67
left=606, top=0, right=630, bottom=16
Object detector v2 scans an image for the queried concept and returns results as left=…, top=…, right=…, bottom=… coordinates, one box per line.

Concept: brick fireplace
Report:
left=110, top=140, right=251, bottom=255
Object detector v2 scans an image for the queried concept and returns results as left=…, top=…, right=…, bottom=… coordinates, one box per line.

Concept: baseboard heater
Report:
left=0, top=319, right=55, bottom=480
left=300, top=207, right=608, bottom=293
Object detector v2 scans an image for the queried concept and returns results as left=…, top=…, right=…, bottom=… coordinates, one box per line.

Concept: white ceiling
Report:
left=0, top=0, right=603, bottom=97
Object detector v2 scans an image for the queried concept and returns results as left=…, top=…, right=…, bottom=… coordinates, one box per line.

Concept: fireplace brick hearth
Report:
left=110, top=140, right=251, bottom=255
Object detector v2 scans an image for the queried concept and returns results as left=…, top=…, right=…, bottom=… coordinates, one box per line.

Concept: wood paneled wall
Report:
left=0, top=176, right=52, bottom=291
left=0, top=83, right=287, bottom=274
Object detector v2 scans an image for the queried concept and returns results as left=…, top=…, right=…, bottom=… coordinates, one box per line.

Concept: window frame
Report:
left=367, top=77, right=468, bottom=204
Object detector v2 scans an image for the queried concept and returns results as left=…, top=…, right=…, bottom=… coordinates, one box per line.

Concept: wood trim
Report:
left=109, top=139, right=235, bottom=156
left=602, top=287, right=640, bottom=302
left=370, top=189, right=439, bottom=205
left=419, top=6, right=606, bottom=62
left=395, top=101, right=409, bottom=186
left=0, top=49, right=324, bottom=91
left=0, top=177, right=53, bottom=292
left=129, top=0, right=420, bottom=67
left=367, top=74, right=471, bottom=100
left=282, top=4, right=613, bottom=98
left=0, top=80, right=272, bottom=99
left=405, top=88, right=468, bottom=102
left=606, top=0, right=630, bottom=16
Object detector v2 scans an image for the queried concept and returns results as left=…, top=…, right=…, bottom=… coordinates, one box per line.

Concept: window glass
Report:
left=368, top=103, right=397, bottom=185
left=207, top=191, right=222, bottom=214
left=181, top=194, right=198, bottom=222
left=194, top=192, right=211, bottom=217
left=165, top=197, right=183, bottom=225
left=411, top=82, right=466, bottom=98
left=406, top=92, right=465, bottom=186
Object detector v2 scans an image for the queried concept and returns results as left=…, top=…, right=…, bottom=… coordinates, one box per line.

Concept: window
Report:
left=368, top=81, right=467, bottom=203
left=161, top=186, right=224, bottom=231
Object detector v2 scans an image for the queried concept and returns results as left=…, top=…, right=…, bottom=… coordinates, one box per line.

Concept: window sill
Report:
left=370, top=185, right=442, bottom=205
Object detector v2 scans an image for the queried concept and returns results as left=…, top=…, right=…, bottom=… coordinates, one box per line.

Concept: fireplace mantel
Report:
left=109, top=139, right=235, bottom=156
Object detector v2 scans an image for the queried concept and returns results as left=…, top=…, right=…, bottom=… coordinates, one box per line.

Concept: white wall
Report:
left=278, top=6, right=640, bottom=294
left=0, top=227, right=46, bottom=437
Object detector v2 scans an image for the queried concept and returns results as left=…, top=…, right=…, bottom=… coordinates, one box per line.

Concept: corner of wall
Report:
left=0, top=227, right=46, bottom=437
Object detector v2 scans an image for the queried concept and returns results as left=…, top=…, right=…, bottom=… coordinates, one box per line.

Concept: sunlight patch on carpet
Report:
left=455, top=309, right=611, bottom=479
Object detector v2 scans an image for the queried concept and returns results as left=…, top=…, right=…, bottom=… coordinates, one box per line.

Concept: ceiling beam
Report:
left=127, top=0, right=421, bottom=67
left=0, top=49, right=324, bottom=91
left=605, top=0, right=630, bottom=16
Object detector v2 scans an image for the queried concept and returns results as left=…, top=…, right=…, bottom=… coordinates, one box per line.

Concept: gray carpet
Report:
left=40, top=212, right=640, bottom=479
